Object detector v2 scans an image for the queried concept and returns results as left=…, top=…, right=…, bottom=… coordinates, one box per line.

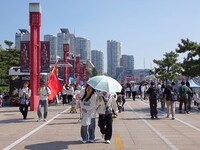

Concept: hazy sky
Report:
left=1, top=0, right=200, bottom=71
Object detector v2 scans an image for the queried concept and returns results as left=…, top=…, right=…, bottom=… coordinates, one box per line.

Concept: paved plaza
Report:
left=1, top=99, right=200, bottom=150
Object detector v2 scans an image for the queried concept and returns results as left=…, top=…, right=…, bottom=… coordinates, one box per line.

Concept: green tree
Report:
left=176, top=38, right=200, bottom=77
left=4, top=40, right=13, bottom=49
left=153, top=51, right=182, bottom=83
left=0, top=41, right=20, bottom=84
left=91, top=68, right=98, bottom=77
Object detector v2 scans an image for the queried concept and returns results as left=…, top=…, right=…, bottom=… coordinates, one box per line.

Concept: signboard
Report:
left=20, top=41, right=30, bottom=72
left=40, top=41, right=50, bottom=73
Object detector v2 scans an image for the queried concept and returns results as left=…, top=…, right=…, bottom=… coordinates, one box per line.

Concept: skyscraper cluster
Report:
left=15, top=29, right=134, bottom=77
left=107, top=40, right=134, bottom=79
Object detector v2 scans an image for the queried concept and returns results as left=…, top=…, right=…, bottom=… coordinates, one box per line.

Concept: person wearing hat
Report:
left=37, top=80, right=51, bottom=121
left=18, top=81, right=31, bottom=120
left=146, top=82, right=158, bottom=119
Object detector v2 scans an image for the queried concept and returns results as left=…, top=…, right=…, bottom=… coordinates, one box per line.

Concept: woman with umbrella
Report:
left=87, top=75, right=121, bottom=144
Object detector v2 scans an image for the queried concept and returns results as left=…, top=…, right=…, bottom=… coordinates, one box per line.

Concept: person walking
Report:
left=178, top=81, right=192, bottom=114
left=67, top=84, right=74, bottom=104
left=80, top=85, right=97, bottom=143
left=163, top=83, right=177, bottom=120
left=186, top=81, right=193, bottom=112
left=18, top=81, right=31, bottom=120
left=37, top=80, right=51, bottom=121
left=131, top=83, right=137, bottom=101
left=62, top=83, right=67, bottom=106
left=96, top=91, right=118, bottom=144
left=146, top=82, right=158, bottom=119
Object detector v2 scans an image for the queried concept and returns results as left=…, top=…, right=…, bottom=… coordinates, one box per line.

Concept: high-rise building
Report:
left=44, top=34, right=57, bottom=62
left=91, top=50, right=104, bottom=74
left=75, top=37, right=90, bottom=61
left=120, top=54, right=134, bottom=71
left=57, top=28, right=75, bottom=59
left=107, top=40, right=121, bottom=78
left=15, top=29, right=30, bottom=49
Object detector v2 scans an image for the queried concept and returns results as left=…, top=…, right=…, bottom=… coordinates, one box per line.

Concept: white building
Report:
left=120, top=54, right=134, bottom=71
left=44, top=34, right=57, bottom=62
left=15, top=29, right=30, bottom=50
left=91, top=50, right=104, bottom=74
left=57, top=28, right=75, bottom=59
left=107, top=40, right=121, bottom=78
left=75, top=37, right=91, bottom=61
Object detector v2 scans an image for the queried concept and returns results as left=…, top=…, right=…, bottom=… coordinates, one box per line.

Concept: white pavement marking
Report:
left=140, top=100, right=200, bottom=132
left=127, top=104, right=178, bottom=150
left=3, top=108, right=70, bottom=150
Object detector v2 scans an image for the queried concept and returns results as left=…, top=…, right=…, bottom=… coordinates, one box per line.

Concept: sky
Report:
left=1, top=0, right=200, bottom=71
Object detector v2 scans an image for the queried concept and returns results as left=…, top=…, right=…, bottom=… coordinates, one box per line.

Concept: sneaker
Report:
left=37, top=118, right=42, bottom=122
left=151, top=116, right=154, bottom=119
left=172, top=117, right=175, bottom=120
left=166, top=115, right=169, bottom=118
left=105, top=140, right=110, bottom=144
left=89, top=140, right=94, bottom=143
left=82, top=140, right=86, bottom=144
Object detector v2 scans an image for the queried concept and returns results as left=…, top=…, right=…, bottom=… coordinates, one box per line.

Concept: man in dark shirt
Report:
left=146, top=82, right=158, bottom=119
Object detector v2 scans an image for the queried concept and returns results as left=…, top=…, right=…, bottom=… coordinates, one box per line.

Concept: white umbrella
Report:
left=87, top=75, right=122, bottom=92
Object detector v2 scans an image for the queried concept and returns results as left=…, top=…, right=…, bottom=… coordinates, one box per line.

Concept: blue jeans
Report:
left=37, top=100, right=48, bottom=119
left=89, top=118, right=96, bottom=140
left=81, top=126, right=88, bottom=141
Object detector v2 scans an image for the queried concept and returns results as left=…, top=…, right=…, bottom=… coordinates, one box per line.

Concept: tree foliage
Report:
left=153, top=51, right=182, bottom=82
left=4, top=40, right=13, bottom=49
left=0, top=41, right=20, bottom=84
left=176, top=38, right=200, bottom=77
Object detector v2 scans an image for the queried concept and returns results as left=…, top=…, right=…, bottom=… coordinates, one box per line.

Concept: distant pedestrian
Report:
left=37, top=80, right=51, bottom=121
left=62, top=83, right=67, bottom=106
left=164, top=82, right=177, bottom=120
left=160, top=84, right=165, bottom=111
left=18, top=81, right=31, bottom=120
left=96, top=92, right=118, bottom=144
left=178, top=81, right=192, bottom=114
left=0, top=92, right=3, bottom=107
left=131, top=83, right=137, bottom=101
left=146, top=82, right=158, bottom=119
left=186, top=81, right=193, bottom=112
left=67, top=84, right=74, bottom=104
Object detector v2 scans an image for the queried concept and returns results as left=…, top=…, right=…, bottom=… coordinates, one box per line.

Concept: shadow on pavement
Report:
left=24, top=140, right=82, bottom=150
left=0, top=118, right=35, bottom=124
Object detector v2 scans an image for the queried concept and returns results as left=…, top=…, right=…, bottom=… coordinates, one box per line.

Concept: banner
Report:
left=20, top=41, right=30, bottom=73
left=40, top=41, right=50, bottom=73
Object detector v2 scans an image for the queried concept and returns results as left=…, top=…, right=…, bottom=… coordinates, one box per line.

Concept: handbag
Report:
left=19, top=98, right=29, bottom=105
left=171, top=92, right=178, bottom=101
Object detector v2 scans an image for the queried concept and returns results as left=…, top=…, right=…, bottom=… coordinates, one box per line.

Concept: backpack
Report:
left=180, top=86, right=187, bottom=95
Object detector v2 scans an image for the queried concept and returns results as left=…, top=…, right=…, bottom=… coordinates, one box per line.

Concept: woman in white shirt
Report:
left=18, top=81, right=31, bottom=120
left=80, top=85, right=97, bottom=143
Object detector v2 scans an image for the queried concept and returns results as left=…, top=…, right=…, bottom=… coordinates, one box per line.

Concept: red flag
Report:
left=47, top=61, right=63, bottom=100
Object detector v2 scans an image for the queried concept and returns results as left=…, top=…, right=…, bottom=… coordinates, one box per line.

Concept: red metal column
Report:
left=83, top=63, right=87, bottom=87
left=29, top=3, right=41, bottom=111
left=63, top=44, right=70, bottom=84
left=75, top=56, right=80, bottom=85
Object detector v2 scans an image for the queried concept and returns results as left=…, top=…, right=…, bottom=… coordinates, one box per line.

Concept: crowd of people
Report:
left=8, top=79, right=200, bottom=144
left=123, top=80, right=200, bottom=120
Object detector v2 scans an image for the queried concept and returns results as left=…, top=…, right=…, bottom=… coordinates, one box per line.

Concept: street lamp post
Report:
left=29, top=3, right=41, bottom=111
